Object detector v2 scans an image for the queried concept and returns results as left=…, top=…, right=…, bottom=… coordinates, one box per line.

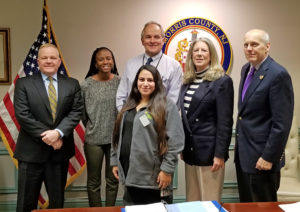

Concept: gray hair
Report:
left=141, top=21, right=165, bottom=39
left=246, top=29, right=270, bottom=44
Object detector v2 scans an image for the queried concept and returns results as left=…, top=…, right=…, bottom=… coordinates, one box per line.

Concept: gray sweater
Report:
left=81, top=75, right=120, bottom=145
left=111, top=99, right=185, bottom=189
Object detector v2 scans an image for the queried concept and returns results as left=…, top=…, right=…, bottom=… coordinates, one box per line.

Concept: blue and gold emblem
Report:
left=162, top=17, right=233, bottom=73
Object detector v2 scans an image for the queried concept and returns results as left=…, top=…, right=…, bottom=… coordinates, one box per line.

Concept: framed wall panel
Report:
left=0, top=28, right=11, bottom=85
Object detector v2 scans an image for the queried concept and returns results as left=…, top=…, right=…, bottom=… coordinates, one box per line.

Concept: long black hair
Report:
left=113, top=65, right=168, bottom=155
left=85, top=47, right=119, bottom=79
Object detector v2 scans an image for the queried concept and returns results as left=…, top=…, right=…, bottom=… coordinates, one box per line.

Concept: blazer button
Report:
left=239, top=116, right=242, bottom=120
left=195, top=118, right=199, bottom=122
left=236, top=133, right=239, bottom=136
left=190, top=147, right=193, bottom=151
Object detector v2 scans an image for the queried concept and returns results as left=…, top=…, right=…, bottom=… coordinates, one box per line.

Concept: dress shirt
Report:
left=116, top=51, right=183, bottom=110
left=242, top=56, right=268, bottom=93
left=41, top=72, right=58, bottom=98
left=250, top=56, right=268, bottom=73
left=41, top=72, right=64, bottom=138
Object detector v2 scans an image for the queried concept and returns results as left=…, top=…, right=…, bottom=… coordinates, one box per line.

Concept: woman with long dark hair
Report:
left=111, top=65, right=184, bottom=205
left=81, top=47, right=119, bottom=207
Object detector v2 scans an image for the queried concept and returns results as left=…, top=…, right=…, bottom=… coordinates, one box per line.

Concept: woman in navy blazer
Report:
left=179, top=37, right=233, bottom=202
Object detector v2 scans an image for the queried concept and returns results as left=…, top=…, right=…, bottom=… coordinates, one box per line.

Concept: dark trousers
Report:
left=84, top=143, right=119, bottom=207
left=235, top=158, right=280, bottom=202
left=16, top=160, right=69, bottom=212
left=123, top=186, right=161, bottom=205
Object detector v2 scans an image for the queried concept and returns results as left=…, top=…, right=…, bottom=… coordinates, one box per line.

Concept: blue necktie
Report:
left=242, top=66, right=256, bottom=102
left=146, top=57, right=153, bottom=65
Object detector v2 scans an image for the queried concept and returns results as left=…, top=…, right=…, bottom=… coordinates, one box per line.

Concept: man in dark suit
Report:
left=235, top=29, right=294, bottom=202
left=13, top=43, right=83, bottom=211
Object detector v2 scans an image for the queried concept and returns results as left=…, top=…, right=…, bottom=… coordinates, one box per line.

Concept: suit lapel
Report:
left=187, top=81, right=213, bottom=121
left=56, top=74, right=66, bottom=121
left=239, top=57, right=271, bottom=113
left=238, top=65, right=248, bottom=111
left=180, top=80, right=213, bottom=133
left=179, top=84, right=192, bottom=133
left=33, top=73, right=52, bottom=116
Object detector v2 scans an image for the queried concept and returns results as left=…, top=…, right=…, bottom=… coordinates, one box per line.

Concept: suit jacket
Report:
left=235, top=56, right=294, bottom=174
left=13, top=72, right=83, bottom=163
left=179, top=74, right=234, bottom=166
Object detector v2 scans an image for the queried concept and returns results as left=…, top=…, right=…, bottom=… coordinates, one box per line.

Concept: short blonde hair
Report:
left=38, top=43, right=60, bottom=58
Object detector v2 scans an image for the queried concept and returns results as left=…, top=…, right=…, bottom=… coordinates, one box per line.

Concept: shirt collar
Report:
left=145, top=51, right=163, bottom=61
left=252, top=55, right=268, bottom=70
left=41, top=72, right=58, bottom=81
left=196, top=67, right=209, bottom=77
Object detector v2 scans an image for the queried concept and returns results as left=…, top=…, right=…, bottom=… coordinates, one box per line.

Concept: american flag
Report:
left=0, top=1, right=86, bottom=208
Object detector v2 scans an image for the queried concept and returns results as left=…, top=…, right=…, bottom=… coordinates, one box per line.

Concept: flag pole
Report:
left=44, top=0, right=71, bottom=76
left=0, top=0, right=86, bottom=208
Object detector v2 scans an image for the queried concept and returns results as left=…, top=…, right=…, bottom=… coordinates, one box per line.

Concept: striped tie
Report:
left=48, top=76, right=57, bottom=121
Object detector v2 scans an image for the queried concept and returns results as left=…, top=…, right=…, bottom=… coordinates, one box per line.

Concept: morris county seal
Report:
left=162, top=17, right=233, bottom=73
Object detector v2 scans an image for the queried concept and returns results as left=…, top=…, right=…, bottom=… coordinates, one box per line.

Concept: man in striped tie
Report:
left=13, top=43, right=83, bottom=212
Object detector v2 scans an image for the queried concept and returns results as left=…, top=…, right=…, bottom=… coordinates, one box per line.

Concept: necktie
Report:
left=241, top=66, right=256, bottom=102
left=146, top=57, right=153, bottom=65
left=48, top=76, right=57, bottom=121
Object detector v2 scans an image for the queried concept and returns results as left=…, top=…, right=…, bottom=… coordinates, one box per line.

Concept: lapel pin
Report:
left=259, top=75, right=264, bottom=80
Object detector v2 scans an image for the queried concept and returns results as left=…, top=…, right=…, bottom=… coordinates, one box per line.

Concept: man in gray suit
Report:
left=235, top=29, right=294, bottom=202
left=14, top=43, right=83, bottom=211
